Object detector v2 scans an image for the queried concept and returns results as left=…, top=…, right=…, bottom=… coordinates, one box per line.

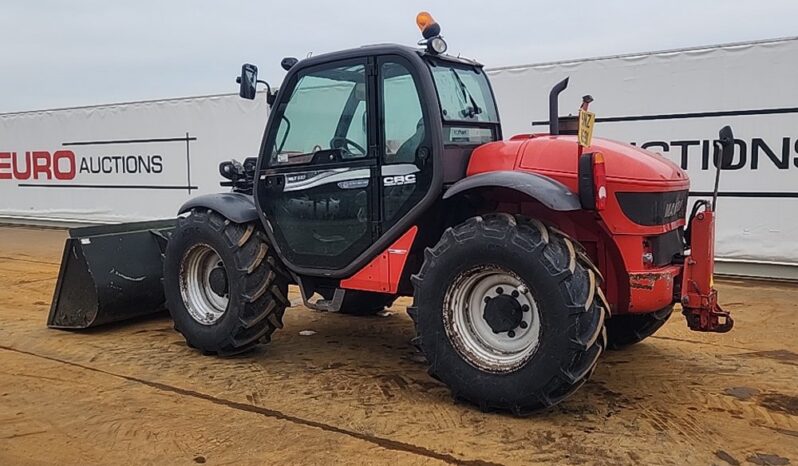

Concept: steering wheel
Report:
left=330, top=137, right=366, bottom=157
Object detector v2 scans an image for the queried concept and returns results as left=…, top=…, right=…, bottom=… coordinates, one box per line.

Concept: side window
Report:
left=380, top=60, right=431, bottom=229
left=270, top=64, right=367, bottom=166
left=345, top=100, right=368, bottom=154
left=382, top=63, right=425, bottom=164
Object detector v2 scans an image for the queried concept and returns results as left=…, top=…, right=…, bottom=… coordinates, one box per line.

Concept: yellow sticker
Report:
left=578, top=109, right=596, bottom=147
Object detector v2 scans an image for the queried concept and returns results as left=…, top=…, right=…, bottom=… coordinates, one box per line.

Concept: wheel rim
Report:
left=179, top=244, right=229, bottom=325
left=442, top=265, right=542, bottom=373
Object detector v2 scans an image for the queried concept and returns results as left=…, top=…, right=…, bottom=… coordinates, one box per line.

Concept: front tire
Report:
left=410, top=214, right=607, bottom=414
left=164, top=209, right=289, bottom=356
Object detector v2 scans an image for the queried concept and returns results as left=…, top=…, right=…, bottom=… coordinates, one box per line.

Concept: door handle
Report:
left=263, top=175, right=285, bottom=193
left=416, top=146, right=431, bottom=165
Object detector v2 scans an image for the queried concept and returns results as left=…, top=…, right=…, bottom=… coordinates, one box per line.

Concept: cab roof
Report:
left=291, top=43, right=483, bottom=70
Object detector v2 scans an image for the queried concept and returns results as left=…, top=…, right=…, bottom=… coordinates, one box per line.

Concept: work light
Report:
left=429, top=36, right=448, bottom=54
left=416, top=11, right=447, bottom=55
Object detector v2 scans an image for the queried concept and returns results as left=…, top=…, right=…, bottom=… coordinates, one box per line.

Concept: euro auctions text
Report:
left=0, top=150, right=163, bottom=180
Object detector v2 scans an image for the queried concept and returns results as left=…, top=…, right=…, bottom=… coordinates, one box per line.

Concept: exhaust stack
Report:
left=548, top=77, right=569, bottom=135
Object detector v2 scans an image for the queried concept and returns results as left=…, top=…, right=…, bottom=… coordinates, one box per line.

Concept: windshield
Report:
left=428, top=59, right=499, bottom=123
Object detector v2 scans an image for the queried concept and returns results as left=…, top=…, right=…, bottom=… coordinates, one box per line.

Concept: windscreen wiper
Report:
left=449, top=68, right=482, bottom=118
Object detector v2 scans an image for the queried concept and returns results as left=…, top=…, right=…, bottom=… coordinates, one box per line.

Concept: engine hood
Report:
left=511, top=135, right=688, bottom=184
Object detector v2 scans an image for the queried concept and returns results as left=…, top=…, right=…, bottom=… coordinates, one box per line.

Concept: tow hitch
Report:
left=681, top=208, right=733, bottom=333
left=681, top=126, right=735, bottom=333
left=682, top=292, right=733, bottom=333
left=681, top=282, right=734, bottom=333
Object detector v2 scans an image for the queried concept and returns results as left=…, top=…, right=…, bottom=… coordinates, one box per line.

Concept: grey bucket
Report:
left=47, top=219, right=175, bottom=329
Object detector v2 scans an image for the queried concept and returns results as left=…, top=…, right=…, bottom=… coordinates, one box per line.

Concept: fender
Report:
left=178, top=193, right=258, bottom=224
left=443, top=170, right=581, bottom=211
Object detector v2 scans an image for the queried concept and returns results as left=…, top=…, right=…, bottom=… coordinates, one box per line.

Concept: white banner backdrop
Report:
left=0, top=93, right=268, bottom=223
left=1, top=37, right=796, bottom=269
left=487, top=37, right=798, bottom=266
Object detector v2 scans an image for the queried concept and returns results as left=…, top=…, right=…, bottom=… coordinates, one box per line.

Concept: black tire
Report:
left=337, top=291, right=396, bottom=316
left=164, top=208, right=290, bottom=356
left=409, top=214, right=607, bottom=415
left=606, top=306, right=673, bottom=349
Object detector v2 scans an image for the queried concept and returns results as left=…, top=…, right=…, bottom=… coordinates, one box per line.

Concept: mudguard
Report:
left=443, top=170, right=581, bottom=211
left=178, top=192, right=258, bottom=224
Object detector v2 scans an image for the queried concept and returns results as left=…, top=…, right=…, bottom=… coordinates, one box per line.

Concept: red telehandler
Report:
left=48, top=12, right=734, bottom=414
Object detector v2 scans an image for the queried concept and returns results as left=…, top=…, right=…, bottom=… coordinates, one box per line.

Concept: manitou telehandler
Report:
left=48, top=12, right=735, bottom=414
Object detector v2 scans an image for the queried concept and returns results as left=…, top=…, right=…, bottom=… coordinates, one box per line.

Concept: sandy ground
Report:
left=0, top=226, right=796, bottom=466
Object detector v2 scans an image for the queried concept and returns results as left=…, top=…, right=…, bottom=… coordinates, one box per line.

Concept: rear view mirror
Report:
left=711, top=125, right=735, bottom=209
left=718, top=125, right=735, bottom=169
left=237, top=63, right=258, bottom=100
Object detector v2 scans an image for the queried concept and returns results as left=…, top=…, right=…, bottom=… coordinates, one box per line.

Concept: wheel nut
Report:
left=496, top=287, right=504, bottom=295
left=508, top=330, right=516, bottom=338
left=519, top=321, right=528, bottom=329
left=511, top=290, right=519, bottom=298
left=522, top=304, right=530, bottom=312
left=484, top=296, right=491, bottom=303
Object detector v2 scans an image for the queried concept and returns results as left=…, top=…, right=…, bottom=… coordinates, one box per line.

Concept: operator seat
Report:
left=391, top=119, right=425, bottom=164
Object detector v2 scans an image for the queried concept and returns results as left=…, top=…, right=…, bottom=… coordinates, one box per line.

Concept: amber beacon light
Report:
left=416, top=11, right=447, bottom=54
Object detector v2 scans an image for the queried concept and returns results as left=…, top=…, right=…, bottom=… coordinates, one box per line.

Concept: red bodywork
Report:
left=465, top=133, right=729, bottom=330
left=340, top=226, right=417, bottom=294
left=341, top=133, right=730, bottom=332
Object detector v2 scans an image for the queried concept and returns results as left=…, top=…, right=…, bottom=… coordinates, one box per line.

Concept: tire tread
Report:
left=167, top=209, right=289, bottom=356
left=410, top=213, right=607, bottom=415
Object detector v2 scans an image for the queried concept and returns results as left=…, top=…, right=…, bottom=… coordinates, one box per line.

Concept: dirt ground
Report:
left=0, top=226, right=796, bottom=466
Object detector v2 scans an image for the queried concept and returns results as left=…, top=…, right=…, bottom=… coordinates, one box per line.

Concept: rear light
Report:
left=593, top=152, right=607, bottom=211
left=578, top=151, right=607, bottom=211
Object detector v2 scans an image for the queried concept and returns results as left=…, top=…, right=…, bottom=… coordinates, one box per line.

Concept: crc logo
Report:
left=383, top=174, right=416, bottom=186
left=0, top=150, right=76, bottom=180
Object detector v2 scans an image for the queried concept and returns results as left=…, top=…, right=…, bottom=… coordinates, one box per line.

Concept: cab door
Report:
left=257, top=53, right=440, bottom=276
left=257, top=60, right=378, bottom=271
left=377, top=55, right=434, bottom=232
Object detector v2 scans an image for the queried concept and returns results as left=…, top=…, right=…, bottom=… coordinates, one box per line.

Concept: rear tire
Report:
left=410, top=214, right=607, bottom=415
left=606, top=306, right=672, bottom=349
left=336, top=291, right=396, bottom=316
left=164, top=209, right=289, bottom=356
